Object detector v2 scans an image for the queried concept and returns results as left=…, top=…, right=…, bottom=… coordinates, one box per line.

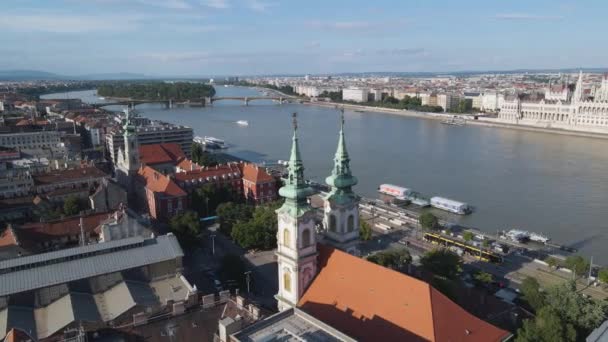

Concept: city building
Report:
left=0, top=234, right=192, bottom=341
left=322, top=112, right=360, bottom=254
left=342, top=88, right=368, bottom=103
left=240, top=163, right=278, bottom=204
left=139, top=142, right=186, bottom=174
left=481, top=92, right=504, bottom=112
left=0, top=130, right=61, bottom=150
left=499, top=72, right=608, bottom=132
left=106, top=120, right=193, bottom=164
left=137, top=165, right=187, bottom=220
left=32, top=165, right=109, bottom=196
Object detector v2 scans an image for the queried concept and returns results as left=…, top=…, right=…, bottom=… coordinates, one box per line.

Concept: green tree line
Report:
left=97, top=82, right=215, bottom=101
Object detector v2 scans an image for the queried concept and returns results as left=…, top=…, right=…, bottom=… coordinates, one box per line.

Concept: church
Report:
left=230, top=112, right=512, bottom=341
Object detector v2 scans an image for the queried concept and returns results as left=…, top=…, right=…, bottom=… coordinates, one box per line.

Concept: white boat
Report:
left=193, top=136, right=206, bottom=145
left=199, top=136, right=226, bottom=149
left=505, top=229, right=530, bottom=242
left=430, top=196, right=471, bottom=215
left=98, top=97, right=105, bottom=100
left=236, top=120, right=249, bottom=126
left=530, top=232, right=550, bottom=244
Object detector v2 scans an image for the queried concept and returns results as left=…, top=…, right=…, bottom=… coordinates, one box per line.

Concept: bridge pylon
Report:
left=244, top=97, right=249, bottom=106
left=204, top=97, right=213, bottom=107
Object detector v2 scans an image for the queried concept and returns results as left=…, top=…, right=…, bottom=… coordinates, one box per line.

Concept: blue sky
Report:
left=1, top=0, right=605, bottom=76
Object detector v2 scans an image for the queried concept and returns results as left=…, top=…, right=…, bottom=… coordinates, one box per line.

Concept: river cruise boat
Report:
left=441, top=116, right=466, bottom=126
left=236, top=120, right=249, bottom=126
left=430, top=196, right=471, bottom=215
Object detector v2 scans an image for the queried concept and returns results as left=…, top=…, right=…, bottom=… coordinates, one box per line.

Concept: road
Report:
left=310, top=193, right=608, bottom=300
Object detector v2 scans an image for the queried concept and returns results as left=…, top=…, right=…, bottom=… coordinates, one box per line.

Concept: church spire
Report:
left=325, top=108, right=357, bottom=203
left=278, top=113, right=314, bottom=217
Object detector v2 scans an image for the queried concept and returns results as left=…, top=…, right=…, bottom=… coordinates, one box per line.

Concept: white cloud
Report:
left=307, top=21, right=372, bottom=30
left=494, top=13, right=564, bottom=21
left=0, top=14, right=141, bottom=33
left=136, top=0, right=192, bottom=9
left=202, top=0, right=230, bottom=9
left=246, top=0, right=276, bottom=12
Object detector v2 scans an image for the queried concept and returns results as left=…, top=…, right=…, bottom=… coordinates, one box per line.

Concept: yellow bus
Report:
left=423, top=232, right=503, bottom=264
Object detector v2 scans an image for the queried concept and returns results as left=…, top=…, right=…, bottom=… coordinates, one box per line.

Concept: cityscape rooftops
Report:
left=32, top=166, right=108, bottom=185
left=297, top=244, right=511, bottom=341
left=138, top=165, right=187, bottom=197
left=0, top=234, right=184, bottom=296
left=139, top=143, right=186, bottom=165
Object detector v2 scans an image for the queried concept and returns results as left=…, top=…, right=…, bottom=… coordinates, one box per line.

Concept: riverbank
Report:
left=305, top=100, right=608, bottom=140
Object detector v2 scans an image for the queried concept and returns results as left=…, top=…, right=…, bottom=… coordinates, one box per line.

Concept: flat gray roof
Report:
left=232, top=308, right=356, bottom=342
left=0, top=234, right=183, bottom=296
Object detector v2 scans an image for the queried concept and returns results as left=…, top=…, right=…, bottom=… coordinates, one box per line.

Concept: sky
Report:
left=1, top=0, right=606, bottom=76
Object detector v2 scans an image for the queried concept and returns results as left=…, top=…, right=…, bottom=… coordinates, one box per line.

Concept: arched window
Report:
left=302, top=229, right=311, bottom=247
left=283, top=229, right=291, bottom=248
left=347, top=215, right=354, bottom=232
left=283, top=271, right=291, bottom=292
left=329, top=215, right=337, bottom=232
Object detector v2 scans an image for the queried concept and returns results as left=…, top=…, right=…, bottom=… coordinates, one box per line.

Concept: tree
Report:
left=463, top=231, right=474, bottom=242
left=219, top=254, right=247, bottom=289
left=360, top=219, right=372, bottom=241
left=520, top=276, right=546, bottom=312
left=420, top=249, right=462, bottom=280
left=543, top=281, right=607, bottom=333
left=419, top=211, right=438, bottom=230
left=545, top=257, right=560, bottom=269
left=598, top=268, right=608, bottom=284
left=473, top=271, right=493, bottom=285
left=482, top=239, right=490, bottom=248
left=367, top=248, right=412, bottom=270
left=565, top=255, right=589, bottom=276
left=231, top=202, right=281, bottom=250
left=516, top=307, right=577, bottom=342
left=169, top=211, right=201, bottom=247
left=63, top=196, right=81, bottom=216
left=192, top=143, right=203, bottom=164
left=191, top=184, right=235, bottom=217
left=216, top=202, right=254, bottom=236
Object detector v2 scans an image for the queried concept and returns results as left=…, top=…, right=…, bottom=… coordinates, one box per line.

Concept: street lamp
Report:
left=244, top=271, right=252, bottom=293
left=210, top=234, right=216, bottom=256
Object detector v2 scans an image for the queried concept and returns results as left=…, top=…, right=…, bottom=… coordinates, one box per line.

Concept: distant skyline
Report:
left=1, top=0, right=606, bottom=76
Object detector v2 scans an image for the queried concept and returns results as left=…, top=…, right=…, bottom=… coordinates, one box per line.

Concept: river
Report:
left=43, top=87, right=608, bottom=261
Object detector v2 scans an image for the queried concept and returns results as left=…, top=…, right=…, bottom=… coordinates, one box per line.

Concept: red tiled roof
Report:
left=20, top=211, right=113, bottom=237
left=0, top=227, right=19, bottom=248
left=174, top=163, right=241, bottom=182
left=240, top=163, right=274, bottom=183
left=139, top=143, right=186, bottom=165
left=176, top=158, right=202, bottom=172
left=298, top=245, right=511, bottom=342
left=138, top=165, right=187, bottom=197
left=32, top=166, right=108, bottom=185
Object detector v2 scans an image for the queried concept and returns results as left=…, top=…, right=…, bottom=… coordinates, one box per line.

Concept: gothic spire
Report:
left=325, top=108, right=357, bottom=201
left=278, top=113, right=314, bottom=217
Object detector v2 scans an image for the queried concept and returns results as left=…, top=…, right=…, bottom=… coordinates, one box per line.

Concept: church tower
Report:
left=116, top=108, right=140, bottom=197
left=322, top=109, right=360, bottom=254
left=275, top=113, right=318, bottom=311
left=572, top=70, right=585, bottom=104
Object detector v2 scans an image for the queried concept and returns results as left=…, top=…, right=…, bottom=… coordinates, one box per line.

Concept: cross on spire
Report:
left=292, top=112, right=298, bottom=131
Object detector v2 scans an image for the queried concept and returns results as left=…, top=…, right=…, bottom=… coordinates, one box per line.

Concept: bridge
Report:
left=205, top=96, right=302, bottom=106
left=92, top=96, right=302, bottom=109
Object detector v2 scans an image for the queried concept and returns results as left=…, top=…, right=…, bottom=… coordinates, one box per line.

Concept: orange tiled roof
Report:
left=139, top=143, right=186, bottom=165
left=174, top=163, right=241, bottom=182
left=297, top=245, right=511, bottom=342
left=32, top=166, right=108, bottom=185
left=20, top=211, right=113, bottom=237
left=241, top=163, right=274, bottom=183
left=176, top=158, right=202, bottom=171
left=138, top=165, right=187, bottom=197
left=0, top=227, right=19, bottom=248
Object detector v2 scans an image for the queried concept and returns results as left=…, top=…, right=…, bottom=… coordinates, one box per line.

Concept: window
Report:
left=329, top=215, right=337, bottom=232
left=283, top=229, right=291, bottom=248
left=302, top=229, right=311, bottom=247
left=283, top=271, right=291, bottom=292
left=347, top=215, right=354, bottom=232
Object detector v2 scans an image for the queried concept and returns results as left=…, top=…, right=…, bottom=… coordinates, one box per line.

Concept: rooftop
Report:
left=233, top=308, right=356, bottom=342
left=297, top=245, right=511, bottom=342
left=138, top=165, right=187, bottom=197
left=0, top=234, right=183, bottom=296
left=139, top=143, right=186, bottom=165
left=32, top=166, right=108, bottom=185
